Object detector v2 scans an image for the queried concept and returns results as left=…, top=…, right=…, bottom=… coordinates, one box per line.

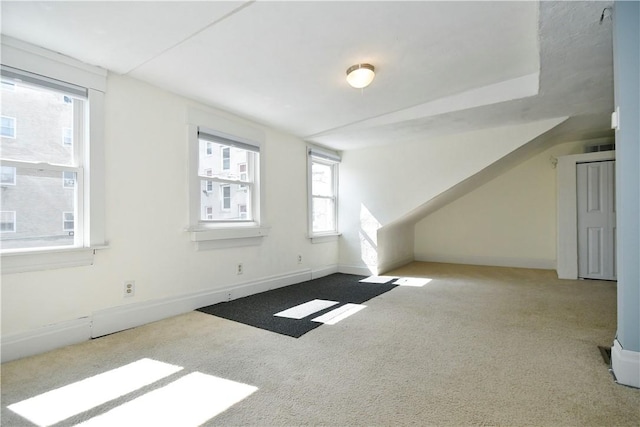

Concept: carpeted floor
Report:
left=2, top=262, right=639, bottom=426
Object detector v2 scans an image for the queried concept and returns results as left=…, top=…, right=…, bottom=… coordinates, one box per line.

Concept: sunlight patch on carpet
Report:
left=393, top=277, right=432, bottom=287
left=312, top=304, right=367, bottom=325
left=274, top=299, right=339, bottom=319
left=8, top=358, right=183, bottom=427
left=76, top=372, right=258, bottom=427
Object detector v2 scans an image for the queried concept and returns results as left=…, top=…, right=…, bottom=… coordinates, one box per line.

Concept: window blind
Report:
left=1, top=65, right=88, bottom=98
left=308, top=146, right=341, bottom=162
left=198, top=128, right=260, bottom=153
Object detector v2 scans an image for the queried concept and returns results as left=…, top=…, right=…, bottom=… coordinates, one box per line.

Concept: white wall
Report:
left=338, top=118, right=566, bottom=273
left=1, top=73, right=338, bottom=342
left=414, top=140, right=588, bottom=269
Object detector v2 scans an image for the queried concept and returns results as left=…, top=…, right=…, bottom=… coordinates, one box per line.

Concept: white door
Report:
left=577, top=160, right=616, bottom=280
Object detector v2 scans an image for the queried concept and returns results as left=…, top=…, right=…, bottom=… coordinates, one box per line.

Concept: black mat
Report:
left=197, top=273, right=397, bottom=338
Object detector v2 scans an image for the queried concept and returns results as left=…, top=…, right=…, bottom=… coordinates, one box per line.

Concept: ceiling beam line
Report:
left=124, top=1, right=256, bottom=76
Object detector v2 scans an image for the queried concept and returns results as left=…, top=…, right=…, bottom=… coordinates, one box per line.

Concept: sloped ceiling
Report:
left=0, top=1, right=613, bottom=150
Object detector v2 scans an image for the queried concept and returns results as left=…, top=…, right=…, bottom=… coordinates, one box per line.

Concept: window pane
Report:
left=1, top=166, right=16, bottom=185
left=62, top=127, right=73, bottom=146
left=221, top=185, right=231, bottom=210
left=198, top=140, right=251, bottom=182
left=0, top=82, right=77, bottom=165
left=63, top=171, right=76, bottom=188
left=0, top=167, right=77, bottom=250
left=312, top=162, right=333, bottom=197
left=312, top=197, right=335, bottom=233
left=63, top=212, right=74, bottom=231
left=200, top=180, right=250, bottom=221
left=1, top=116, right=16, bottom=138
left=222, top=147, right=230, bottom=170
left=1, top=211, right=16, bottom=232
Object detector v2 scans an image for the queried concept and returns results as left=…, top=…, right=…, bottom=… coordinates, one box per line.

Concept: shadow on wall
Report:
left=359, top=204, right=381, bottom=274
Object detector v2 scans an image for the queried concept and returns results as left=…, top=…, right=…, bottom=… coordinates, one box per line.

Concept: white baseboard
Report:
left=611, top=339, right=640, bottom=388
left=311, top=264, right=338, bottom=279
left=337, top=264, right=375, bottom=276
left=415, top=254, right=556, bottom=270
left=92, top=269, right=312, bottom=338
left=1, top=269, right=314, bottom=363
left=1, top=317, right=92, bottom=363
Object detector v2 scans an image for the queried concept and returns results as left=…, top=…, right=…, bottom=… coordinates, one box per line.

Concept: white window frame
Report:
left=1, top=211, right=16, bottom=233
left=1, top=165, right=16, bottom=185
left=308, top=145, right=341, bottom=242
left=0, top=36, right=107, bottom=274
left=186, top=107, right=269, bottom=250
left=1, top=116, right=16, bottom=138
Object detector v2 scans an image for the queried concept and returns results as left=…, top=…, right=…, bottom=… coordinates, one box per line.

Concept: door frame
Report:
left=557, top=150, right=615, bottom=279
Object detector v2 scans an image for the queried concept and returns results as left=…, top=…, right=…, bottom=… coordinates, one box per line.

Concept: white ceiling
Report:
left=1, top=1, right=614, bottom=151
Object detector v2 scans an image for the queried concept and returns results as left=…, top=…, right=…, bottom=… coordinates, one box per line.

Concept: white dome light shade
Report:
left=346, top=63, right=375, bottom=89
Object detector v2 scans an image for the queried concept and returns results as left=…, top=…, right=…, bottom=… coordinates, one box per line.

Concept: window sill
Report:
left=309, top=233, right=341, bottom=244
left=1, top=245, right=108, bottom=274
left=187, top=225, right=270, bottom=250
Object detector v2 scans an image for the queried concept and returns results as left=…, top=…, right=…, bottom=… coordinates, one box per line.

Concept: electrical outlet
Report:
left=124, top=280, right=135, bottom=298
left=237, top=263, right=243, bottom=275
left=298, top=255, right=303, bottom=264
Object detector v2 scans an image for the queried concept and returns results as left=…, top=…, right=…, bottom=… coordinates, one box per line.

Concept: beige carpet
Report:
left=2, top=262, right=639, bottom=426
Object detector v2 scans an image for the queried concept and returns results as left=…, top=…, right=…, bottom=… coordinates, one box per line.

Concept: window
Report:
left=308, top=147, right=340, bottom=236
left=221, top=147, right=230, bottom=170
left=205, top=206, right=213, bottom=220
left=203, top=168, right=213, bottom=192
left=186, top=107, right=268, bottom=249
left=1, top=211, right=16, bottom=232
left=238, top=163, right=247, bottom=189
left=0, top=38, right=106, bottom=273
left=195, top=128, right=259, bottom=222
left=1, top=116, right=16, bottom=138
left=63, top=212, right=74, bottom=232
left=205, top=142, right=213, bottom=156
left=1, top=72, right=80, bottom=250
left=221, top=185, right=231, bottom=210
left=0, top=56, right=105, bottom=257
left=63, top=171, right=76, bottom=188
left=62, top=127, right=72, bottom=146
left=1, top=166, right=16, bottom=185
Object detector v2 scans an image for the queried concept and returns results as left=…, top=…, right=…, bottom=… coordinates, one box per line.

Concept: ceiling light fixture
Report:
left=346, top=63, right=375, bottom=89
